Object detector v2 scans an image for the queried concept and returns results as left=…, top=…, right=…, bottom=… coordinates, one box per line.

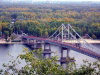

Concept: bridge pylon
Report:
left=49, top=23, right=100, bottom=56
left=49, top=23, right=75, bottom=41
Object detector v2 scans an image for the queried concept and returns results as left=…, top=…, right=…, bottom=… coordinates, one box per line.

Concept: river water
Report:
left=0, top=44, right=99, bottom=69
left=0, top=44, right=27, bottom=69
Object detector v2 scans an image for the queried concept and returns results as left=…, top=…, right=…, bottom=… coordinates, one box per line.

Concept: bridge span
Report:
left=22, top=36, right=100, bottom=60
left=22, top=24, right=100, bottom=66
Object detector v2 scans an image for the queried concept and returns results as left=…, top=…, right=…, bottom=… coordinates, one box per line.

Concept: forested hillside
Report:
left=0, top=2, right=100, bottom=39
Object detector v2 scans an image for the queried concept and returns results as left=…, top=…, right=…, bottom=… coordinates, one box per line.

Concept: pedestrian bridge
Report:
left=22, top=23, right=100, bottom=62
left=22, top=36, right=100, bottom=60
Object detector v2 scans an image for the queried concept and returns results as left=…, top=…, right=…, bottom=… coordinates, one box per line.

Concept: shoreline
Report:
left=0, top=39, right=22, bottom=44
left=0, top=39, right=100, bottom=44
left=63, top=39, right=100, bottom=44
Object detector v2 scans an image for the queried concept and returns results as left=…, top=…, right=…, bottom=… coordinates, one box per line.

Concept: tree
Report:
left=1, top=48, right=100, bottom=75
left=3, top=31, right=9, bottom=41
left=11, top=14, right=17, bottom=19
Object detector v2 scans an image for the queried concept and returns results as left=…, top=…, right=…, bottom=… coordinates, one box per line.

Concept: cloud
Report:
left=2, top=0, right=100, bottom=2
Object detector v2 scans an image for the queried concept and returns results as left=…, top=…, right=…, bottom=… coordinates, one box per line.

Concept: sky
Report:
left=31, top=0, right=100, bottom=1
left=3, top=0, right=100, bottom=2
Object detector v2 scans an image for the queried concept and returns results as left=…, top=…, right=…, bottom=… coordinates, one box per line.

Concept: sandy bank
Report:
left=0, top=39, right=22, bottom=44
left=0, top=39, right=100, bottom=44
left=63, top=39, right=100, bottom=44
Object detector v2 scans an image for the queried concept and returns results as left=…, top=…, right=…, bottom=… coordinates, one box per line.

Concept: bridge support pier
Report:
left=60, top=47, right=70, bottom=68
left=43, top=43, right=52, bottom=58
left=33, top=40, right=42, bottom=49
left=35, top=43, right=42, bottom=49
left=23, top=39, right=35, bottom=49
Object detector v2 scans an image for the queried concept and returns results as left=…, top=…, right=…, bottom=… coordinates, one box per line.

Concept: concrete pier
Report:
left=43, top=43, right=52, bottom=58
left=60, top=47, right=70, bottom=66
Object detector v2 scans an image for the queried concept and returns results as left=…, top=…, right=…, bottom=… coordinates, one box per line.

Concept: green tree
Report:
left=1, top=49, right=100, bottom=75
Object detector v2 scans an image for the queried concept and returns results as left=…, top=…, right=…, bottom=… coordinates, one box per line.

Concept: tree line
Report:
left=0, top=3, right=100, bottom=39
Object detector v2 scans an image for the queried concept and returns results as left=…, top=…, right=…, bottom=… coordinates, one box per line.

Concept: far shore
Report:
left=63, top=39, right=100, bottom=44
left=0, top=39, right=22, bottom=44
left=0, top=39, right=100, bottom=44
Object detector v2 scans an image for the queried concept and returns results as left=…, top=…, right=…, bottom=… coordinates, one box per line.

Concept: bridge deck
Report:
left=23, top=36, right=100, bottom=60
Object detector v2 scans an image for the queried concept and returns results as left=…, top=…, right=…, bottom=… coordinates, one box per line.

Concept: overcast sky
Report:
left=4, top=0, right=100, bottom=2
left=32, top=0, right=100, bottom=1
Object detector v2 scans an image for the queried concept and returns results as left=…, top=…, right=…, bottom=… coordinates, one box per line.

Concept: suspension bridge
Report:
left=22, top=24, right=100, bottom=62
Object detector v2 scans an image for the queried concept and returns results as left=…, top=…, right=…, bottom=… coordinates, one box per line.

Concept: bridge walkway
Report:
left=22, top=36, right=100, bottom=60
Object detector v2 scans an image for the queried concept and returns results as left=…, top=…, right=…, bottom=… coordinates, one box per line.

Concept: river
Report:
left=0, top=44, right=27, bottom=69
left=0, top=44, right=100, bottom=69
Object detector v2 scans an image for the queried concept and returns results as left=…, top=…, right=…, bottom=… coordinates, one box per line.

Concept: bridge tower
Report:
left=49, top=23, right=71, bottom=41
left=43, top=42, right=52, bottom=58
left=62, top=24, right=70, bottom=41
left=61, top=24, right=64, bottom=41
left=61, top=23, right=70, bottom=41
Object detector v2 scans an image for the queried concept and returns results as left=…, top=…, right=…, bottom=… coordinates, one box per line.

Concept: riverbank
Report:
left=0, top=39, right=22, bottom=44
left=0, top=39, right=100, bottom=44
left=63, top=39, right=100, bottom=44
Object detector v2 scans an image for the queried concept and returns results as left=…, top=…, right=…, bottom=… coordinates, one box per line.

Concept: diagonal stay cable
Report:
left=68, top=24, right=100, bottom=53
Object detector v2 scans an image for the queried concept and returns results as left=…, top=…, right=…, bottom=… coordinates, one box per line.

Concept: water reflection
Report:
left=50, top=45, right=98, bottom=68
left=0, top=44, right=27, bottom=69
left=0, top=44, right=99, bottom=69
